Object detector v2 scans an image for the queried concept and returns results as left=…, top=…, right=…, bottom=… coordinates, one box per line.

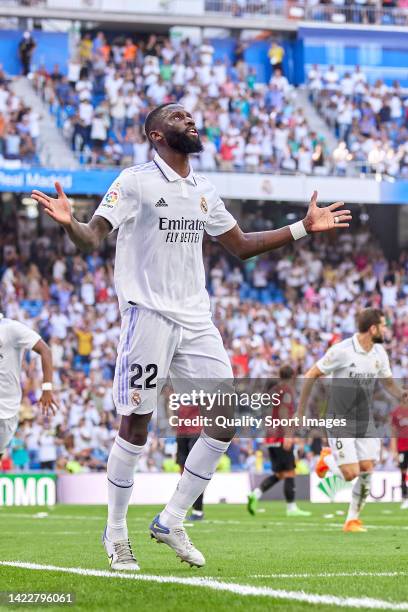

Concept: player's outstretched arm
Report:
left=382, top=377, right=408, bottom=402
left=31, top=181, right=111, bottom=252
left=32, top=339, right=59, bottom=416
left=217, top=191, right=351, bottom=260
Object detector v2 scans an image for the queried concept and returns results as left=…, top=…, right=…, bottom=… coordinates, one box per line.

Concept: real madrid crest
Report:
left=131, top=391, right=141, bottom=406
left=200, top=196, right=208, bottom=214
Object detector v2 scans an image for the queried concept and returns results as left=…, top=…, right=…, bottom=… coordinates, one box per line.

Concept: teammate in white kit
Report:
left=31, top=102, right=351, bottom=570
left=299, top=308, right=407, bottom=532
left=0, top=313, right=57, bottom=460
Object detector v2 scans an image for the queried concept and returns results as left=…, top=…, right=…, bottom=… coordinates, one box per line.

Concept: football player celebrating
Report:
left=32, top=102, right=351, bottom=570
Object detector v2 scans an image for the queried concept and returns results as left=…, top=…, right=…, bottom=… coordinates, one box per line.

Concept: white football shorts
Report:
left=113, top=306, right=233, bottom=416
left=328, top=437, right=381, bottom=466
left=0, top=415, right=19, bottom=454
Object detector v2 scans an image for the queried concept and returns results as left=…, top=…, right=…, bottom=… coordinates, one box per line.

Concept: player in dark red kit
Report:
left=391, top=399, right=408, bottom=509
left=247, top=365, right=311, bottom=517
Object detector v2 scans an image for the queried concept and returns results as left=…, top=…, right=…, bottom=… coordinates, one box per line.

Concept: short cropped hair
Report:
left=357, top=308, right=384, bottom=333
left=144, top=103, right=175, bottom=144
left=279, top=365, right=294, bottom=380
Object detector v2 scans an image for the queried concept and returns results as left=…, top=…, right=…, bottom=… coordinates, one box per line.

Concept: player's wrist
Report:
left=289, top=220, right=308, bottom=241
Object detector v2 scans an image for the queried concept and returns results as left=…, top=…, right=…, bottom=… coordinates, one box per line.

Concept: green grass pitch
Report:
left=0, top=502, right=407, bottom=611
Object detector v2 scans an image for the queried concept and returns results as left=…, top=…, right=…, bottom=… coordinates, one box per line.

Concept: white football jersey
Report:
left=316, top=334, right=392, bottom=433
left=316, top=334, right=392, bottom=379
left=0, top=317, right=41, bottom=419
left=94, top=154, right=237, bottom=330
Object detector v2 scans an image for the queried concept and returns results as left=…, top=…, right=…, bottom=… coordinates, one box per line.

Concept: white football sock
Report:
left=324, top=453, right=345, bottom=479
left=253, top=487, right=262, bottom=500
left=347, top=472, right=372, bottom=521
left=106, top=436, right=144, bottom=542
left=160, top=433, right=230, bottom=528
left=287, top=502, right=297, bottom=511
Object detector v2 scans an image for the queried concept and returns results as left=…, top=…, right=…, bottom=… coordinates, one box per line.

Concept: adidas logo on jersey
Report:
left=155, top=197, right=168, bottom=207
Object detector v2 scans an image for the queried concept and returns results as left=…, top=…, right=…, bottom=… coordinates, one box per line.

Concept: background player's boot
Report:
left=149, top=514, right=205, bottom=567
left=247, top=492, right=258, bottom=516
left=315, top=448, right=332, bottom=478
left=187, top=510, right=204, bottom=521
left=286, top=504, right=312, bottom=517
left=102, top=527, right=140, bottom=571
left=401, top=499, right=408, bottom=509
left=343, top=519, right=367, bottom=533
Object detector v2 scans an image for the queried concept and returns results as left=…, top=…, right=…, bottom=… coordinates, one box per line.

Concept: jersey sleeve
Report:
left=93, top=169, right=138, bottom=231
left=205, top=195, right=237, bottom=237
left=10, top=321, right=41, bottom=350
left=316, top=344, right=345, bottom=375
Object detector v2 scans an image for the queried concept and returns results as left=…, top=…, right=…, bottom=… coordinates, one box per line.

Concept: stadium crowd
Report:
left=307, top=64, right=408, bottom=177
left=0, top=210, right=406, bottom=473
left=34, top=33, right=330, bottom=175
left=0, top=67, right=40, bottom=166
left=31, top=31, right=408, bottom=178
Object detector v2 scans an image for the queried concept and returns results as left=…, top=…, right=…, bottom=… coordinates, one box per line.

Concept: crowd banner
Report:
left=0, top=474, right=56, bottom=506
left=57, top=472, right=250, bottom=505
left=310, top=471, right=403, bottom=503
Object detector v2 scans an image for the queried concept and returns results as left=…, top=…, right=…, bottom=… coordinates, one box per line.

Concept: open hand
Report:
left=38, top=390, right=59, bottom=417
left=303, top=191, right=352, bottom=234
left=31, top=181, right=72, bottom=227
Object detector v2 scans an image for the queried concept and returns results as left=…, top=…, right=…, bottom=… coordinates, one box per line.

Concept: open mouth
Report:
left=186, top=128, right=198, bottom=136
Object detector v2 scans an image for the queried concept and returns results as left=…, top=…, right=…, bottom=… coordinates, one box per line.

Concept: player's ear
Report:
left=150, top=130, right=164, bottom=145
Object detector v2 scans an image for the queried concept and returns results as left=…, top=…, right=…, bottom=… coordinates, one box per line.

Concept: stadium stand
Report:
left=31, top=31, right=408, bottom=177
left=307, top=64, right=408, bottom=177
left=0, top=70, right=41, bottom=167
left=35, top=33, right=330, bottom=175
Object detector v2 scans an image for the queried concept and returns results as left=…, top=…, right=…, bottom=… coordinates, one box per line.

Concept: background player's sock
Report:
left=192, top=493, right=204, bottom=512
left=259, top=474, right=280, bottom=497
left=401, top=471, right=407, bottom=499
left=346, top=472, right=372, bottom=521
left=324, top=453, right=345, bottom=478
left=160, top=433, right=230, bottom=527
left=284, top=477, right=295, bottom=504
left=106, top=436, right=144, bottom=542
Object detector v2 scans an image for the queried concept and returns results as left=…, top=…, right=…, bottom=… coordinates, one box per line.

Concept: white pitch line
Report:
left=0, top=561, right=407, bottom=610
left=249, top=572, right=408, bottom=579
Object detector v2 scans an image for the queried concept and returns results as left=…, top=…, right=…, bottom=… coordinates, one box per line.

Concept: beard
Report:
left=372, top=335, right=384, bottom=343
left=164, top=128, right=203, bottom=154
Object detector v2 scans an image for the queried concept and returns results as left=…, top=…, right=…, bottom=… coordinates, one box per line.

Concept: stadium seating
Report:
left=34, top=33, right=330, bottom=175
left=0, top=74, right=40, bottom=167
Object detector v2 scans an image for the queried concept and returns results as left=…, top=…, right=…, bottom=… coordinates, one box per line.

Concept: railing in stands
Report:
left=204, top=1, right=408, bottom=27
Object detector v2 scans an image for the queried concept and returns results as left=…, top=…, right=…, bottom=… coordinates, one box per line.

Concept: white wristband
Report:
left=42, top=382, right=53, bottom=391
left=289, top=220, right=308, bottom=241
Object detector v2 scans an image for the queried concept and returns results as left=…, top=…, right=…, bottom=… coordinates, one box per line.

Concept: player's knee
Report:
left=280, top=470, right=294, bottom=479
left=359, top=461, right=374, bottom=474
left=119, top=413, right=152, bottom=446
left=341, top=466, right=360, bottom=481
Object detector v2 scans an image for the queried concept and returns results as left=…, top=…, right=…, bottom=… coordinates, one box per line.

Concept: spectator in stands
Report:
left=18, top=31, right=36, bottom=76
left=268, top=41, right=285, bottom=74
